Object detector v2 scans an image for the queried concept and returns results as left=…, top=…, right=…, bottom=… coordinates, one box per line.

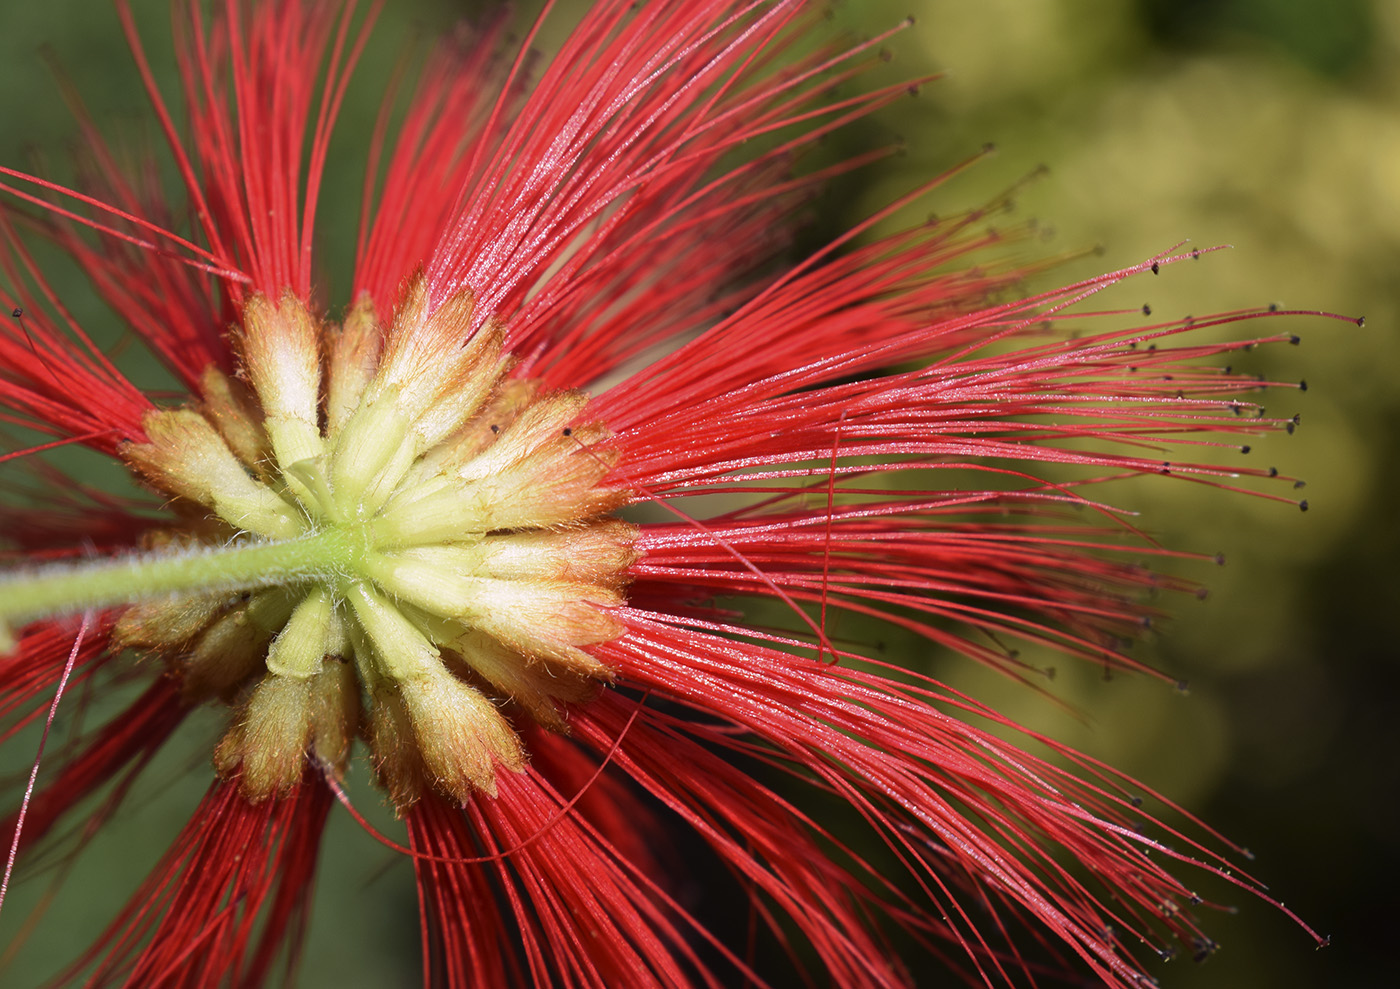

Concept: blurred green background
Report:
left=0, top=1, right=1394, bottom=986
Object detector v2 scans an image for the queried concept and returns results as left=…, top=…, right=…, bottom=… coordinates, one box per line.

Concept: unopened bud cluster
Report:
left=111, top=276, right=633, bottom=805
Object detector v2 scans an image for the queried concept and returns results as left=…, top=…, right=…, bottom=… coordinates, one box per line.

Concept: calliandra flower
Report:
left=0, top=0, right=1349, bottom=986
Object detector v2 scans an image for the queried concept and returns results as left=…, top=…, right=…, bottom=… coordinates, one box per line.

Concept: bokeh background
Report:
left=0, top=1, right=1394, bottom=986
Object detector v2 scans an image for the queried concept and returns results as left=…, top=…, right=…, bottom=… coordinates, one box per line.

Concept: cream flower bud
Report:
left=399, top=666, right=525, bottom=801
left=238, top=292, right=325, bottom=477
left=125, top=410, right=302, bottom=539
left=216, top=656, right=359, bottom=801
left=324, top=299, right=383, bottom=435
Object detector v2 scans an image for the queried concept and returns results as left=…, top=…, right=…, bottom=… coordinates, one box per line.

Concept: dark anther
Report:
left=9, top=307, right=21, bottom=318
left=1294, top=479, right=1307, bottom=489
left=1289, top=334, right=1301, bottom=345
left=1268, top=302, right=1280, bottom=312
left=1214, top=552, right=1226, bottom=566
left=1130, top=795, right=1144, bottom=808
left=1175, top=679, right=1190, bottom=694
left=1268, top=466, right=1279, bottom=477
left=1142, top=303, right=1152, bottom=316
left=1151, top=261, right=1160, bottom=275
left=1240, top=445, right=1251, bottom=454
left=1195, top=587, right=1209, bottom=600
left=1356, top=316, right=1366, bottom=327
left=489, top=424, right=499, bottom=433
left=982, top=141, right=997, bottom=155
left=1160, top=462, right=1171, bottom=474
left=1190, top=248, right=1201, bottom=259
left=1299, top=379, right=1308, bottom=391
left=562, top=426, right=573, bottom=436
left=1224, top=365, right=1232, bottom=374
left=1299, top=499, right=1310, bottom=512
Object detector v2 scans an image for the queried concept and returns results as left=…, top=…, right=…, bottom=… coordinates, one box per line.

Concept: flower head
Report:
left=0, top=1, right=1344, bottom=986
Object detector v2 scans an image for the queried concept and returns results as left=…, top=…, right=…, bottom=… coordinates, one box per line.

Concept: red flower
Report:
left=0, top=1, right=1343, bottom=986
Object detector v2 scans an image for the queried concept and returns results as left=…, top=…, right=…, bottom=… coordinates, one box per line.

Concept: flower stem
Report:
left=0, top=526, right=369, bottom=649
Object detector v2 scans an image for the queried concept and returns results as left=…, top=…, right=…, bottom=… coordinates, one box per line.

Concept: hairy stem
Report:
left=0, top=526, right=371, bottom=648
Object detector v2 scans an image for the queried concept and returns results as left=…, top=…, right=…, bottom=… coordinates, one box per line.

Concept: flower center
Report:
left=1, top=275, right=633, bottom=806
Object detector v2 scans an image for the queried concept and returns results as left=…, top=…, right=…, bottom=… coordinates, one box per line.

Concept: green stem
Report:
left=0, top=526, right=369, bottom=631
